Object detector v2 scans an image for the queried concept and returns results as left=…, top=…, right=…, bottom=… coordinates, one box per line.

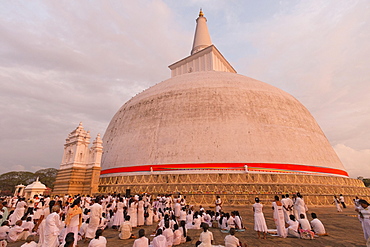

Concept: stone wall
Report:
left=99, top=173, right=369, bottom=205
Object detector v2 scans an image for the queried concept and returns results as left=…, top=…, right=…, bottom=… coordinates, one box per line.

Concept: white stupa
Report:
left=24, top=177, right=47, bottom=199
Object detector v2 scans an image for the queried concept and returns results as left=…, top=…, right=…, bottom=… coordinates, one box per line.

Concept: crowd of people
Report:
left=0, top=192, right=368, bottom=247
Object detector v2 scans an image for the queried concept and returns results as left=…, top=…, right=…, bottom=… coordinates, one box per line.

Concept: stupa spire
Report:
left=191, top=9, right=212, bottom=55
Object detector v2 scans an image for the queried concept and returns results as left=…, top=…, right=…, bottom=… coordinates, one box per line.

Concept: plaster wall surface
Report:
left=102, top=71, right=345, bottom=175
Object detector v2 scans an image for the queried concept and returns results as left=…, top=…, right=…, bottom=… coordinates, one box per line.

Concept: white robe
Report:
left=133, top=236, right=148, bottom=247
left=272, top=202, right=287, bottom=238
left=128, top=202, right=138, bottom=228
left=86, top=203, right=102, bottom=239
left=152, top=235, right=167, bottom=247
left=42, top=212, right=61, bottom=247
left=9, top=201, right=26, bottom=225
left=88, top=236, right=107, bottom=247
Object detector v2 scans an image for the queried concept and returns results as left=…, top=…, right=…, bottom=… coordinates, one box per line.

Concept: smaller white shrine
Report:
left=24, top=177, right=47, bottom=199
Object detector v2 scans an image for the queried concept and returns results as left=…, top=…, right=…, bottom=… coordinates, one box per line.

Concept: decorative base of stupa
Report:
left=98, top=173, right=369, bottom=205
left=53, top=166, right=100, bottom=196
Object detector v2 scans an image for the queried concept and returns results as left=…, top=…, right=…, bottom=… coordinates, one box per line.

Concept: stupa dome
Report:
left=101, top=71, right=348, bottom=177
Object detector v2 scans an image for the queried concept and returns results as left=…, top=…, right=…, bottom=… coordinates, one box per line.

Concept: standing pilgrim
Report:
left=137, top=197, right=145, bottom=227
left=113, top=198, right=125, bottom=228
left=294, top=193, right=307, bottom=219
left=129, top=198, right=138, bottom=228
left=356, top=199, right=370, bottom=244
left=42, top=205, right=62, bottom=247
left=333, top=196, right=342, bottom=212
left=65, top=198, right=83, bottom=247
left=86, top=198, right=103, bottom=240
left=272, top=195, right=287, bottom=238
left=252, top=197, right=268, bottom=239
left=339, top=194, right=346, bottom=208
left=215, top=196, right=222, bottom=213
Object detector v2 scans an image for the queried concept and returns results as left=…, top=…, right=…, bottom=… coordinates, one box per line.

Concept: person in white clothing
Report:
left=152, top=229, right=167, bottom=247
left=272, top=196, right=287, bottom=238
left=298, top=214, right=311, bottom=230
left=7, top=220, right=30, bottom=242
left=172, top=224, right=182, bottom=246
left=132, top=229, right=148, bottom=247
left=215, top=196, right=222, bottom=213
left=64, top=198, right=82, bottom=246
left=119, top=215, right=134, bottom=240
left=20, top=235, right=37, bottom=247
left=42, top=205, right=61, bottom=247
left=333, top=196, right=342, bottom=212
left=224, top=228, right=241, bottom=247
left=9, top=198, right=27, bottom=225
left=162, top=221, right=173, bottom=247
left=339, top=194, right=346, bottom=208
left=86, top=198, right=103, bottom=240
left=356, top=199, right=370, bottom=243
left=197, top=223, right=214, bottom=247
left=88, top=229, right=107, bottom=247
left=285, top=215, right=300, bottom=238
left=252, top=197, right=268, bottom=239
left=310, top=213, right=327, bottom=236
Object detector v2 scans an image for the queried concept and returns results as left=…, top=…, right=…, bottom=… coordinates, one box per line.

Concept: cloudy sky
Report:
left=0, top=0, right=369, bottom=178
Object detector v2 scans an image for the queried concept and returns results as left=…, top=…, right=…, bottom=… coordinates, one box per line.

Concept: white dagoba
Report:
left=24, top=177, right=46, bottom=199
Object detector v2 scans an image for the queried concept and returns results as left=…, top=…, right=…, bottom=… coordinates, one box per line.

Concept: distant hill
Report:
left=0, top=168, right=58, bottom=196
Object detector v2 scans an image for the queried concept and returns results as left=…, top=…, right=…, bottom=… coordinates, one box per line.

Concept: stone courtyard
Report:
left=7, top=204, right=367, bottom=247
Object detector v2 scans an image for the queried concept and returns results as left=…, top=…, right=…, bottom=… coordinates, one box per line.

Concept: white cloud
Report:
left=334, top=144, right=370, bottom=178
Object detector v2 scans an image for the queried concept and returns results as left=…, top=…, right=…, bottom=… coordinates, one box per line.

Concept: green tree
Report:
left=34, top=168, right=58, bottom=189
left=0, top=168, right=58, bottom=196
left=0, top=171, right=34, bottom=195
left=362, top=179, right=370, bottom=187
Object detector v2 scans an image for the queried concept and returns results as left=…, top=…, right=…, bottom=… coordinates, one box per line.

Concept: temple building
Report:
left=53, top=122, right=102, bottom=195
left=54, top=11, right=369, bottom=204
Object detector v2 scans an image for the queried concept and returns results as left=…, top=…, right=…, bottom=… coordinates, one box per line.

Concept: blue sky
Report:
left=0, top=0, right=369, bottom=177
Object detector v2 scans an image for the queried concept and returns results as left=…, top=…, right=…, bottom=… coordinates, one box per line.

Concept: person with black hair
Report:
left=119, top=215, right=135, bottom=240
left=215, top=196, right=222, bottom=213
left=163, top=221, right=174, bottom=246
left=310, top=213, right=327, bottom=236
left=132, top=229, right=149, bottom=247
left=197, top=223, right=214, bottom=247
left=179, top=220, right=188, bottom=243
left=65, top=197, right=82, bottom=246
left=88, top=229, right=106, bottom=247
left=285, top=215, right=300, bottom=238
left=85, top=198, right=102, bottom=240
left=224, top=228, right=242, bottom=247
left=252, top=197, right=267, bottom=239
left=173, top=224, right=182, bottom=245
left=63, top=232, right=75, bottom=247
left=33, top=198, right=45, bottom=224
left=9, top=198, right=27, bottom=225
left=137, top=197, right=145, bottom=227
left=298, top=214, right=310, bottom=231
left=356, top=199, right=370, bottom=243
left=272, top=195, right=287, bottom=238
left=152, top=228, right=167, bottom=247
left=20, top=235, right=37, bottom=247
left=112, top=197, right=125, bottom=228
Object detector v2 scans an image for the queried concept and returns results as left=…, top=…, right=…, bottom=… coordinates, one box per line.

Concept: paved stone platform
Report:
left=7, top=205, right=367, bottom=247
